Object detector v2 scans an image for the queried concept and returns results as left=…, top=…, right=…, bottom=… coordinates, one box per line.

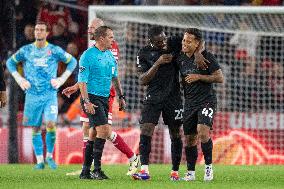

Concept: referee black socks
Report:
left=201, top=138, right=213, bottom=165
left=83, top=140, right=94, bottom=171
left=93, top=138, right=106, bottom=171
left=139, top=135, right=152, bottom=165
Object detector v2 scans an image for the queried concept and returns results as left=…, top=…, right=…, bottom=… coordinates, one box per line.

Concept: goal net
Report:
left=87, top=6, right=284, bottom=165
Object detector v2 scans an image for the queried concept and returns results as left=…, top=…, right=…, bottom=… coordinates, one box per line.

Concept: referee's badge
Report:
left=112, top=67, right=115, bottom=74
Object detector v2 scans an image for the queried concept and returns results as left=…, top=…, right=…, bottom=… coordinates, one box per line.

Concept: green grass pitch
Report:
left=0, top=164, right=283, bottom=189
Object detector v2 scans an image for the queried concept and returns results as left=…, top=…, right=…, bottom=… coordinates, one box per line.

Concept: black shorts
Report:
left=183, top=102, right=216, bottom=135
left=140, top=94, right=183, bottom=127
left=81, top=94, right=109, bottom=127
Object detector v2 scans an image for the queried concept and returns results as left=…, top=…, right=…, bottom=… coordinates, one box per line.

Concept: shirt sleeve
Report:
left=136, top=50, right=150, bottom=74
left=55, top=46, right=77, bottom=72
left=6, top=47, right=26, bottom=73
left=77, top=51, right=90, bottom=83
left=54, top=46, right=73, bottom=64
left=206, top=51, right=221, bottom=74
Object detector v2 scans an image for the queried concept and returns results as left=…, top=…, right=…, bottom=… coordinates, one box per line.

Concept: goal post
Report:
left=89, top=6, right=284, bottom=165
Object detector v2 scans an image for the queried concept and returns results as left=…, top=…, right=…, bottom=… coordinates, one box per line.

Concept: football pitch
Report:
left=0, top=164, right=283, bottom=189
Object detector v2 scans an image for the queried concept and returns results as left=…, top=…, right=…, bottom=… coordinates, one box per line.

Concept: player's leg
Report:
left=79, top=112, right=91, bottom=161
left=132, top=103, right=161, bottom=180
left=66, top=112, right=92, bottom=176
left=88, top=95, right=110, bottom=180
left=162, top=97, right=183, bottom=180
left=45, top=122, right=57, bottom=169
left=43, top=93, right=58, bottom=169
left=167, top=125, right=182, bottom=181
left=107, top=95, right=138, bottom=175
left=23, top=93, right=45, bottom=169
left=197, top=103, right=216, bottom=181
left=80, top=126, right=96, bottom=179
left=183, top=109, right=199, bottom=181
left=32, top=127, right=45, bottom=170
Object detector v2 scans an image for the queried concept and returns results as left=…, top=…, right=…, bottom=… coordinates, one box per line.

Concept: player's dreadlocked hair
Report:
left=185, top=28, right=202, bottom=41
left=148, top=26, right=163, bottom=41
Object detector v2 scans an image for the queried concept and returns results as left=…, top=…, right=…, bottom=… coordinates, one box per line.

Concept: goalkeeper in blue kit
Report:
left=6, top=21, right=77, bottom=169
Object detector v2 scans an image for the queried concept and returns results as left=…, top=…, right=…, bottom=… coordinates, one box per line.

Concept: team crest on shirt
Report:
left=47, top=50, right=52, bottom=56
left=79, top=66, right=86, bottom=73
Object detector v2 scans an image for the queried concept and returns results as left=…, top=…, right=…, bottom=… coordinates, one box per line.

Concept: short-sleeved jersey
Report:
left=9, top=42, right=73, bottom=95
left=176, top=50, right=221, bottom=107
left=137, top=45, right=180, bottom=104
left=78, top=46, right=117, bottom=97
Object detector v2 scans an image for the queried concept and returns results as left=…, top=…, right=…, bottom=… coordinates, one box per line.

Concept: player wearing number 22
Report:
left=176, top=28, right=224, bottom=181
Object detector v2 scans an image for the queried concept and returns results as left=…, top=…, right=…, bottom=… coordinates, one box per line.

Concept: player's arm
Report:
left=138, top=54, right=173, bottom=85
left=194, top=40, right=210, bottom=70
left=185, top=52, right=224, bottom=84
left=6, top=48, right=31, bottom=91
left=62, top=83, right=79, bottom=98
left=51, top=47, right=77, bottom=89
left=111, top=62, right=126, bottom=111
left=185, top=69, right=224, bottom=84
left=77, top=52, right=96, bottom=114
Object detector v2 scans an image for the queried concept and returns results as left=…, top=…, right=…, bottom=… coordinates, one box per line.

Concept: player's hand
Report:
left=62, top=85, right=79, bottom=98
left=0, top=91, right=7, bottom=108
left=157, top=54, right=173, bottom=65
left=19, top=79, right=31, bottom=91
left=84, top=102, right=98, bottom=115
left=118, top=98, right=126, bottom=111
left=194, top=52, right=210, bottom=70
left=51, top=78, right=64, bottom=89
left=196, top=40, right=205, bottom=53
left=185, top=74, right=201, bottom=84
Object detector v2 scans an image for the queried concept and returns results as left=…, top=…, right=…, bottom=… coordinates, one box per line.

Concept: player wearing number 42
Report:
left=176, top=28, right=224, bottom=181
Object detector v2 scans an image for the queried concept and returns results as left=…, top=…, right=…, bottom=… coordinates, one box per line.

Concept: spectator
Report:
left=58, top=42, right=80, bottom=114
left=49, top=18, right=71, bottom=49
left=17, top=24, right=35, bottom=48
left=37, top=3, right=72, bottom=37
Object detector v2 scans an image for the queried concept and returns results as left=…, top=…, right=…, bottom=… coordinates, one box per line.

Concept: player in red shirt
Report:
left=63, top=18, right=139, bottom=177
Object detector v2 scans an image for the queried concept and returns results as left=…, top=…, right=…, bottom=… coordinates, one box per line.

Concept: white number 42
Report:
left=202, top=108, right=214, bottom=118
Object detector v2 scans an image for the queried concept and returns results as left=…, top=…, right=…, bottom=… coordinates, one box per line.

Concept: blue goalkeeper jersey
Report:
left=78, top=46, right=117, bottom=97
left=6, top=42, right=77, bottom=95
